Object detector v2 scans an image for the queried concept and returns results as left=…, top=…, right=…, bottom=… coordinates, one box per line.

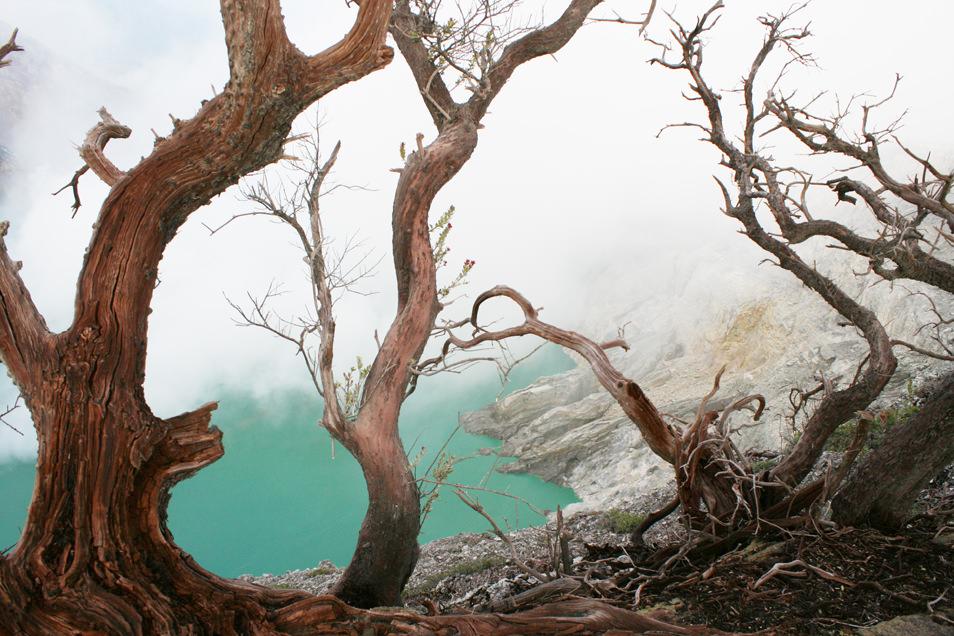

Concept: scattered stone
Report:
left=856, top=614, right=954, bottom=636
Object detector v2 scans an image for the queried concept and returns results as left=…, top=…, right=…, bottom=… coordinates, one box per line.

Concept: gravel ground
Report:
left=237, top=484, right=681, bottom=607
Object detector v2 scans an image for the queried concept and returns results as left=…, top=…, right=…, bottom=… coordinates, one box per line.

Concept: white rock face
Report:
left=462, top=257, right=953, bottom=515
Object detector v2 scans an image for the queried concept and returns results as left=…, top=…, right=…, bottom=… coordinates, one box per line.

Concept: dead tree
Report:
left=652, top=3, right=954, bottom=529
left=427, top=5, right=954, bottom=538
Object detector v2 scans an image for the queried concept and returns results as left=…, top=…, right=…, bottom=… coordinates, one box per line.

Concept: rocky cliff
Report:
left=462, top=257, right=953, bottom=513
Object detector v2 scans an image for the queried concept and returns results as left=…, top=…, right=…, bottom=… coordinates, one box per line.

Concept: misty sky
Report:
left=0, top=1, right=952, bottom=459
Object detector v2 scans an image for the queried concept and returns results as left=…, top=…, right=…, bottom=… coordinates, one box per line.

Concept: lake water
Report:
left=0, top=347, right=578, bottom=577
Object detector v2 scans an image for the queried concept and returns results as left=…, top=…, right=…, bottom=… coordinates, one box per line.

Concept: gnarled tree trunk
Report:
left=331, top=426, right=423, bottom=607
left=0, top=1, right=394, bottom=632
left=327, top=115, right=478, bottom=607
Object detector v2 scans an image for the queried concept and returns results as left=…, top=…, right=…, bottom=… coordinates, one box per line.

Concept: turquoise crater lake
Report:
left=1, top=347, right=578, bottom=578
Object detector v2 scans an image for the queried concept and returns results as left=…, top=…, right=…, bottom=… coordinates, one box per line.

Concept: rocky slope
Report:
left=461, top=260, right=954, bottom=513
left=243, top=470, right=954, bottom=634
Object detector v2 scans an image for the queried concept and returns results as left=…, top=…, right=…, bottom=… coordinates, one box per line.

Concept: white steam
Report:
left=0, top=1, right=952, bottom=463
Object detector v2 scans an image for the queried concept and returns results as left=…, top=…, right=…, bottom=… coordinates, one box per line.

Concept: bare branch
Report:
left=0, top=29, right=23, bottom=68
left=79, top=108, right=132, bottom=186
left=890, top=339, right=954, bottom=362
left=589, top=0, right=657, bottom=35
left=453, top=486, right=552, bottom=583
left=54, top=108, right=132, bottom=214
left=472, top=0, right=603, bottom=120
left=230, top=131, right=371, bottom=435
left=0, top=396, right=22, bottom=435
left=752, top=558, right=853, bottom=590
left=442, top=285, right=680, bottom=463
left=52, top=165, right=90, bottom=217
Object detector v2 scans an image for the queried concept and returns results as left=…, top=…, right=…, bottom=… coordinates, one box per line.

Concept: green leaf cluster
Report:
left=429, top=205, right=475, bottom=300
left=431, top=205, right=455, bottom=267
left=417, top=450, right=457, bottom=523
left=335, top=356, right=370, bottom=420
left=604, top=509, right=646, bottom=534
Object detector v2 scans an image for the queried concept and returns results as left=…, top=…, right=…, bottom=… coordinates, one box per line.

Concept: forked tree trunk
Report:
left=328, top=0, right=612, bottom=603
left=327, top=118, right=478, bottom=607
left=832, top=368, right=954, bottom=530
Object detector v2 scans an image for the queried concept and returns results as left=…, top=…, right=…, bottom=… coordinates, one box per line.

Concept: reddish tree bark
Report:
left=0, top=1, right=397, bottom=632
left=328, top=119, right=477, bottom=607
left=327, top=0, right=623, bottom=606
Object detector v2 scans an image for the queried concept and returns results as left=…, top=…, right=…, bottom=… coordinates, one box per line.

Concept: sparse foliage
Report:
left=415, top=448, right=457, bottom=523
left=605, top=509, right=646, bottom=534
left=431, top=205, right=476, bottom=300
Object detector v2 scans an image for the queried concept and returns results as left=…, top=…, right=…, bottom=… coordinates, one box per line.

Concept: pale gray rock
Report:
left=856, top=614, right=954, bottom=636
left=461, top=261, right=954, bottom=514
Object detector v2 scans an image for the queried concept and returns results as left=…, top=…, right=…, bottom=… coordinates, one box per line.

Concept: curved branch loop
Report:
left=450, top=286, right=680, bottom=462
left=471, top=284, right=539, bottom=326
left=79, top=108, right=131, bottom=186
